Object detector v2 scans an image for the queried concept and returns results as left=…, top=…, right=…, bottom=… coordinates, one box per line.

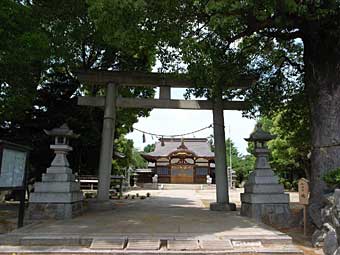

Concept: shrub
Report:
left=291, top=180, right=299, bottom=191
left=323, top=168, right=340, bottom=188
left=84, top=193, right=93, bottom=199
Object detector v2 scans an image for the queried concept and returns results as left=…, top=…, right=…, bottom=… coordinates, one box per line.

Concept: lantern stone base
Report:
left=240, top=202, right=290, bottom=226
left=27, top=201, right=83, bottom=220
left=240, top=170, right=290, bottom=226
left=28, top=169, right=83, bottom=220
left=210, top=202, right=236, bottom=211
left=28, top=186, right=83, bottom=220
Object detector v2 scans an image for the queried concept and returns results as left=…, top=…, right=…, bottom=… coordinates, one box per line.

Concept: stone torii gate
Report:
left=76, top=70, right=250, bottom=211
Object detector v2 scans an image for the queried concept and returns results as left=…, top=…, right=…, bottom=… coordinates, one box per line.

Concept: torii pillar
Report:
left=97, top=83, right=117, bottom=201
left=210, top=86, right=236, bottom=211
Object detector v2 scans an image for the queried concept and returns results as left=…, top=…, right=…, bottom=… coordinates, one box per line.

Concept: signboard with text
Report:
left=0, top=148, right=27, bottom=188
left=0, top=141, right=30, bottom=189
left=298, top=178, right=310, bottom=205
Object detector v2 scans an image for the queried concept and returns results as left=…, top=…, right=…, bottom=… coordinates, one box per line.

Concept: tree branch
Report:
left=260, top=30, right=302, bottom=41
left=282, top=55, right=304, bottom=73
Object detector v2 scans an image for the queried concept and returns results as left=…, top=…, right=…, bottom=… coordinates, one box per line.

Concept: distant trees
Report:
left=112, top=136, right=147, bottom=175
left=260, top=106, right=311, bottom=189
left=224, top=139, right=255, bottom=186
left=228, top=106, right=310, bottom=191
left=143, top=144, right=156, bottom=153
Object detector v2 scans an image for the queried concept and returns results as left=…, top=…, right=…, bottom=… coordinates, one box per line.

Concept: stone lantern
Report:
left=44, top=124, right=80, bottom=169
left=245, top=123, right=276, bottom=170
left=132, top=172, right=139, bottom=188
left=28, top=124, right=83, bottom=220
left=240, top=123, right=290, bottom=226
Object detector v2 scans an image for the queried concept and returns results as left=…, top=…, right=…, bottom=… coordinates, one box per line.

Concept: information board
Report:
left=0, top=148, right=27, bottom=188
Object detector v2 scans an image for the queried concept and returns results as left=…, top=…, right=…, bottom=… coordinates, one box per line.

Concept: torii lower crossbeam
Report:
left=78, top=96, right=248, bottom=110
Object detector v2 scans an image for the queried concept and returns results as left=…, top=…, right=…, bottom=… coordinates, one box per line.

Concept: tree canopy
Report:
left=0, top=0, right=154, bottom=179
left=2, top=0, right=340, bottom=228
left=225, top=138, right=255, bottom=186
left=87, top=0, right=340, bottom=227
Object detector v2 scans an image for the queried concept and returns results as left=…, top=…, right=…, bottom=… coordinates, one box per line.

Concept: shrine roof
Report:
left=142, top=138, right=214, bottom=160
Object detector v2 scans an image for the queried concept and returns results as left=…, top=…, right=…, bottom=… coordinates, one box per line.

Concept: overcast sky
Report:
left=125, top=88, right=256, bottom=155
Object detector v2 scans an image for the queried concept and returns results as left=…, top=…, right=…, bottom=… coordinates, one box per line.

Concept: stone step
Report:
left=228, top=235, right=292, bottom=245
left=90, top=238, right=126, bottom=250
left=0, top=234, right=302, bottom=254
left=0, top=234, right=294, bottom=246
left=167, top=239, right=200, bottom=251
left=19, top=235, right=89, bottom=246
left=126, top=239, right=160, bottom=250
left=0, top=245, right=303, bottom=254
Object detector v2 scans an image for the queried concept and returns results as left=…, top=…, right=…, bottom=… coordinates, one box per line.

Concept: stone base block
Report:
left=34, top=182, right=80, bottom=193
left=249, top=169, right=275, bottom=177
left=241, top=193, right=289, bottom=204
left=241, top=202, right=290, bottom=226
left=210, top=202, right=236, bottom=211
left=248, top=175, right=279, bottom=184
left=46, top=166, right=73, bottom=174
left=27, top=201, right=83, bottom=220
left=244, top=184, right=284, bottom=194
left=29, top=191, right=83, bottom=203
left=42, top=173, right=75, bottom=182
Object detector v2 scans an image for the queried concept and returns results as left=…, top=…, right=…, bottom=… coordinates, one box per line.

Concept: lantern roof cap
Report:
left=44, top=123, right=80, bottom=138
left=244, top=123, right=275, bottom=142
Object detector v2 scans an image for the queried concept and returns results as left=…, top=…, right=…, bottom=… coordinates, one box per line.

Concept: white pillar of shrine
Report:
left=97, top=83, right=117, bottom=201
left=210, top=86, right=236, bottom=211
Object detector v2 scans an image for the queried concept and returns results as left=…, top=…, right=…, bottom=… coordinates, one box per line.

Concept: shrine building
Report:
left=141, top=138, right=215, bottom=184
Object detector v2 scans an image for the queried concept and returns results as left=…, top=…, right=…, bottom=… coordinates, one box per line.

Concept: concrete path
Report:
left=0, top=189, right=302, bottom=254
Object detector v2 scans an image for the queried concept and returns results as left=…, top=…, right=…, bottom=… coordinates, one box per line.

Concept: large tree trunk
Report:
left=303, top=23, right=340, bottom=228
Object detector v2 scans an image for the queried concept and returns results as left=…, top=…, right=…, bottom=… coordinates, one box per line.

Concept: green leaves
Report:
left=323, top=168, right=340, bottom=188
left=0, top=1, right=50, bottom=124
left=259, top=102, right=311, bottom=182
left=113, top=135, right=147, bottom=174
left=225, top=138, right=255, bottom=184
left=0, top=0, right=155, bottom=179
left=88, top=0, right=147, bottom=51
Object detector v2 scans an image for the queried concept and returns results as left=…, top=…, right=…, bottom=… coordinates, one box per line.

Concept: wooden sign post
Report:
left=298, top=178, right=310, bottom=236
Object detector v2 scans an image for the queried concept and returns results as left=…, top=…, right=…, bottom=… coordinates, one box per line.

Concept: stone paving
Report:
left=0, top=189, right=305, bottom=254
left=9, top=189, right=296, bottom=238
